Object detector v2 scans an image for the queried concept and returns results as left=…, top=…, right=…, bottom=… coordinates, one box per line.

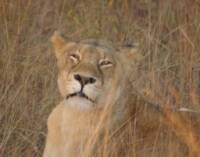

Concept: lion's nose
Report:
left=74, top=74, right=96, bottom=85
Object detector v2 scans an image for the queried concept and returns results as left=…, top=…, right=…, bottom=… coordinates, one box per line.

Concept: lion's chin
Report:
left=64, top=96, right=94, bottom=111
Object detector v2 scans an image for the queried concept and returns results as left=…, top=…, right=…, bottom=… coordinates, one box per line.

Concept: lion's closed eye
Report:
left=99, top=59, right=113, bottom=68
left=69, top=53, right=80, bottom=64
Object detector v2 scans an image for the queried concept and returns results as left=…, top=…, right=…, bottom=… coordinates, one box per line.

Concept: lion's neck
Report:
left=61, top=101, right=103, bottom=130
left=60, top=100, right=122, bottom=133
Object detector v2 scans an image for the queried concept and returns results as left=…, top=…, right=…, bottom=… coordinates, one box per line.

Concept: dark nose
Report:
left=74, top=74, right=96, bottom=85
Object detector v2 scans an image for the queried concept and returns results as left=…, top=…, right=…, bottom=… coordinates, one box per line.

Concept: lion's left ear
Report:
left=119, top=44, right=143, bottom=64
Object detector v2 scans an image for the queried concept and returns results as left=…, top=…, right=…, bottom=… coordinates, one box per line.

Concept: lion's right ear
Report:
left=50, top=31, right=66, bottom=58
left=51, top=31, right=66, bottom=49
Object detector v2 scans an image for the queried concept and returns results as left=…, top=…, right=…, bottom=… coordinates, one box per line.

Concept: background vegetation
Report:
left=0, top=0, right=199, bottom=156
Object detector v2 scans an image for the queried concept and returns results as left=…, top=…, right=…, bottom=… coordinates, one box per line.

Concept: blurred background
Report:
left=0, top=0, right=199, bottom=156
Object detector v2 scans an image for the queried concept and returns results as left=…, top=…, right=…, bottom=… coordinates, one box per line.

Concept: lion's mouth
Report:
left=66, top=92, right=94, bottom=103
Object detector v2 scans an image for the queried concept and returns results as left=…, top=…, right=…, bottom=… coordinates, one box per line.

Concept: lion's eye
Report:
left=69, top=53, right=80, bottom=64
left=99, top=59, right=113, bottom=68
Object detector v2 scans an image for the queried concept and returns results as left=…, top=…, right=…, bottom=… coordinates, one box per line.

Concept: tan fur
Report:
left=43, top=31, right=141, bottom=157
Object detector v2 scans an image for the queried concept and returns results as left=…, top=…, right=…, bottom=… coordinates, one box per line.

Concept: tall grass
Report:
left=0, top=0, right=199, bottom=156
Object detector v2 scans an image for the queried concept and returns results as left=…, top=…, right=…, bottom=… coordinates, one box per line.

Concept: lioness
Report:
left=43, top=31, right=142, bottom=157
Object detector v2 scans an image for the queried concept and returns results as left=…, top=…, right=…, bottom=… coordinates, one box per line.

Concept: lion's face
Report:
left=51, top=32, right=141, bottom=110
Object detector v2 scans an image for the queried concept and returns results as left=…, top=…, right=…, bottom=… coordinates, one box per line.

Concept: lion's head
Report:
left=51, top=32, right=141, bottom=111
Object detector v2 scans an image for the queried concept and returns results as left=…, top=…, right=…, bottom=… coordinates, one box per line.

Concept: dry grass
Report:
left=0, top=0, right=200, bottom=156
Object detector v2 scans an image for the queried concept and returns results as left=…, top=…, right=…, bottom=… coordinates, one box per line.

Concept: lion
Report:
left=42, top=31, right=191, bottom=157
left=42, top=31, right=143, bottom=157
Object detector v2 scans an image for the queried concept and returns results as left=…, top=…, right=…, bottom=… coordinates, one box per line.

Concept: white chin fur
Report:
left=64, top=97, right=94, bottom=111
